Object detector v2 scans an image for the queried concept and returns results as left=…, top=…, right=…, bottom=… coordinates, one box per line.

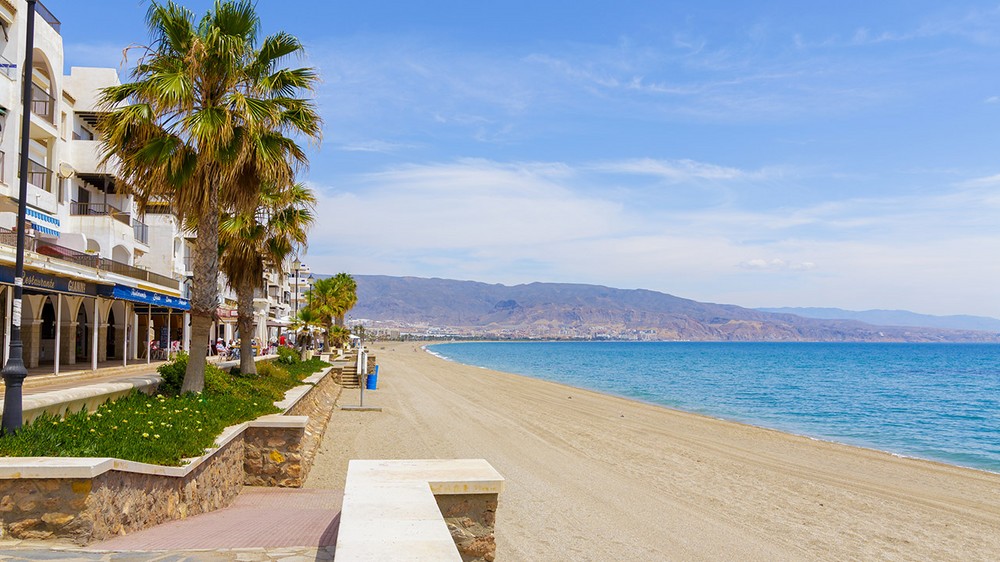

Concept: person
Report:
left=279, top=334, right=286, bottom=346
left=215, top=338, right=226, bottom=356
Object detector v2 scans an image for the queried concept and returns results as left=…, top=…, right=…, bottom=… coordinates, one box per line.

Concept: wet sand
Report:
left=306, top=342, right=1000, bottom=561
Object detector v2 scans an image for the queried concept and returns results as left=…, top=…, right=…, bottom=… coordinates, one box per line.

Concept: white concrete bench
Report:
left=336, top=459, right=505, bottom=561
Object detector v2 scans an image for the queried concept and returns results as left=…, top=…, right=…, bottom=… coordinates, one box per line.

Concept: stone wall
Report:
left=244, top=425, right=305, bottom=487
left=0, top=365, right=342, bottom=544
left=287, top=369, right=343, bottom=484
left=436, top=493, right=499, bottom=562
left=0, top=437, right=245, bottom=545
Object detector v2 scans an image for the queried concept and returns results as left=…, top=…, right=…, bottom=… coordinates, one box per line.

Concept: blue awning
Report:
left=97, top=284, right=190, bottom=310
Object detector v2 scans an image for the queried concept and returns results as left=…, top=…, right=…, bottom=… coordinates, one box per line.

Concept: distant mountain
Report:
left=758, top=307, right=1000, bottom=333
left=345, top=275, right=1000, bottom=343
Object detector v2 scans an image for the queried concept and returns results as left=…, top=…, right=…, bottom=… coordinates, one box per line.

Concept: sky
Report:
left=45, top=0, right=1000, bottom=317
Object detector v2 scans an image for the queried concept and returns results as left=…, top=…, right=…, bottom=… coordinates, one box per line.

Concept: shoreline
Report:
left=309, top=341, right=1000, bottom=560
left=425, top=340, right=1000, bottom=476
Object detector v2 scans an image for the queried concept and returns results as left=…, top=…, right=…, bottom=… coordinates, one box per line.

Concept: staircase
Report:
left=336, top=354, right=361, bottom=388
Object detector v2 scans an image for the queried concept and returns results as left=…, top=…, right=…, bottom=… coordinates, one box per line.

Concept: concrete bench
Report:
left=336, top=459, right=504, bottom=561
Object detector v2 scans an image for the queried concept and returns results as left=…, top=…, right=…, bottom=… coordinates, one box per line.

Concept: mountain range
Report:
left=347, top=275, right=1000, bottom=343
left=757, top=307, right=1000, bottom=333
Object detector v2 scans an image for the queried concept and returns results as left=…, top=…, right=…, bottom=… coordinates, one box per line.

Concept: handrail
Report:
left=69, top=201, right=131, bottom=226
left=35, top=1, right=61, bottom=34
left=27, top=158, right=52, bottom=191
left=31, top=84, right=55, bottom=124
left=0, top=53, right=15, bottom=81
left=132, top=219, right=149, bottom=244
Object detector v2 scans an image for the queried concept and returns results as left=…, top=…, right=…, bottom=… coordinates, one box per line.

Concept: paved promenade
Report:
left=0, top=359, right=345, bottom=561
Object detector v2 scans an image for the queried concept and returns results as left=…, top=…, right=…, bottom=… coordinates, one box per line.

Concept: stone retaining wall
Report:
left=0, top=437, right=245, bottom=544
left=436, top=493, right=499, bottom=562
left=0, top=363, right=344, bottom=544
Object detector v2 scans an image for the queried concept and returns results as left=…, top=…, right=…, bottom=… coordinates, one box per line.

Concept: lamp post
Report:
left=2, top=0, right=38, bottom=434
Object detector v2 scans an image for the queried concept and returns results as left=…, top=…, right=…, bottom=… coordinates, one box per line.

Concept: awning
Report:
left=97, top=284, right=190, bottom=310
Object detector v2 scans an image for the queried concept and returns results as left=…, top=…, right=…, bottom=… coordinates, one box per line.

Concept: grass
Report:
left=0, top=354, right=330, bottom=466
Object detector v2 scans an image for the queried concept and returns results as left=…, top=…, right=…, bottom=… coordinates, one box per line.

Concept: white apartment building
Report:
left=0, top=1, right=297, bottom=369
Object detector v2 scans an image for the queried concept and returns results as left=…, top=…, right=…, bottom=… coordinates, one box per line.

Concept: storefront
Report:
left=97, top=284, right=190, bottom=361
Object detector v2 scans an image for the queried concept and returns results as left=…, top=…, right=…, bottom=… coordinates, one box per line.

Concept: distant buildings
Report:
left=0, top=1, right=297, bottom=369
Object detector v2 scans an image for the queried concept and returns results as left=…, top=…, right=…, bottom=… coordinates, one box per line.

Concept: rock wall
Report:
left=0, top=437, right=245, bottom=544
left=0, top=365, right=342, bottom=544
left=436, top=493, right=499, bottom=562
left=286, top=369, right=343, bottom=484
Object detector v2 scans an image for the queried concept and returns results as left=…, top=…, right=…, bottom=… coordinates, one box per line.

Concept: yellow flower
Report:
left=142, top=432, right=149, bottom=438
left=122, top=419, right=128, bottom=423
left=90, top=429, right=96, bottom=433
left=95, top=413, right=102, bottom=418
left=154, top=434, right=160, bottom=439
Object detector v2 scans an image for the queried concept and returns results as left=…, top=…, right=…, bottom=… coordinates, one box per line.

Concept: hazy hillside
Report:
left=758, top=307, right=1000, bottom=333
left=347, top=275, right=1000, bottom=343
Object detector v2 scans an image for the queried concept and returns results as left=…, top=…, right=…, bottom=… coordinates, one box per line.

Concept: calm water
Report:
left=428, top=342, right=1000, bottom=472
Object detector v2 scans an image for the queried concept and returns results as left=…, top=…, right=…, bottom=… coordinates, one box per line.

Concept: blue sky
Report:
left=47, top=0, right=1000, bottom=317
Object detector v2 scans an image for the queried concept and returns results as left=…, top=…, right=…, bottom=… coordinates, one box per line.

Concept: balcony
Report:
left=27, top=159, right=52, bottom=191
left=132, top=219, right=149, bottom=244
left=0, top=227, right=179, bottom=290
left=31, top=84, right=55, bottom=124
left=0, top=52, right=15, bottom=82
left=70, top=201, right=130, bottom=225
left=36, top=1, right=61, bottom=34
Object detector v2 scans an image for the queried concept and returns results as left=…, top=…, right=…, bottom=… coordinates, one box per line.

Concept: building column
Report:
left=123, top=301, right=130, bottom=367
left=54, top=295, right=62, bottom=376
left=146, top=305, right=152, bottom=364
left=22, top=321, right=40, bottom=369
left=166, top=308, right=172, bottom=360
left=91, top=298, right=98, bottom=371
left=183, top=311, right=191, bottom=353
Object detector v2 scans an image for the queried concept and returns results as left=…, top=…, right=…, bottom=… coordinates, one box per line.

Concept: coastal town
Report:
left=0, top=1, right=997, bottom=561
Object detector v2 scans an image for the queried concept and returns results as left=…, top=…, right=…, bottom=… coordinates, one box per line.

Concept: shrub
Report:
left=276, top=346, right=299, bottom=365
left=156, top=352, right=188, bottom=397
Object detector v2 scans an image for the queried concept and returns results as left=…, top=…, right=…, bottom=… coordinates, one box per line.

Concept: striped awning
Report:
left=24, top=207, right=60, bottom=237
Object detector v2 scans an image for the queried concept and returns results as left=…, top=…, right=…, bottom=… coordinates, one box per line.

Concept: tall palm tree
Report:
left=98, top=1, right=320, bottom=392
left=308, top=273, right=358, bottom=347
left=220, top=182, right=315, bottom=375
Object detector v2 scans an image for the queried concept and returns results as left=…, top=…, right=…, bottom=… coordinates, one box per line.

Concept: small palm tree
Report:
left=99, top=0, right=321, bottom=392
left=220, top=182, right=315, bottom=374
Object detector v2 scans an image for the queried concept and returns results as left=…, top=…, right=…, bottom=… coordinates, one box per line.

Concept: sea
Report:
left=427, top=341, right=1000, bottom=473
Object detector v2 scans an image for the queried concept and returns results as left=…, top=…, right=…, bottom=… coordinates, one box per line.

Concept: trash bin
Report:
left=366, top=365, right=379, bottom=390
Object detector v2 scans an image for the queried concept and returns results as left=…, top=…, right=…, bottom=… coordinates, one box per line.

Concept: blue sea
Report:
left=427, top=342, right=1000, bottom=473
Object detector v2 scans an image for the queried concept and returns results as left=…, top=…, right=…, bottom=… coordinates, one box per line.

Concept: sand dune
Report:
left=306, top=342, right=1000, bottom=561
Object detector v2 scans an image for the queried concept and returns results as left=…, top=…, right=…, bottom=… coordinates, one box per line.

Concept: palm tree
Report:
left=308, top=274, right=358, bottom=347
left=98, top=1, right=320, bottom=392
left=290, top=307, right=323, bottom=353
left=220, top=182, right=315, bottom=375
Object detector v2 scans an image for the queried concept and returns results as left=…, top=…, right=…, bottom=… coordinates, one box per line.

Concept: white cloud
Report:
left=300, top=157, right=1000, bottom=317
left=592, top=158, right=783, bottom=182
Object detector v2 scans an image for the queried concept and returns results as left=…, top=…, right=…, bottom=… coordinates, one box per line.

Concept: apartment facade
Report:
left=0, top=1, right=296, bottom=369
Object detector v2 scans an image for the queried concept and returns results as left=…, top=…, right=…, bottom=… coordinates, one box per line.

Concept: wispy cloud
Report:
left=591, top=158, right=785, bottom=182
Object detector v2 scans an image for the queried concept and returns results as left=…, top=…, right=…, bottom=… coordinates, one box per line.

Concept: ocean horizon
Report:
left=427, top=341, right=1000, bottom=473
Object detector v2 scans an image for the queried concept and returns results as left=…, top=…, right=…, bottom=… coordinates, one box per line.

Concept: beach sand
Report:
left=305, top=342, right=1000, bottom=561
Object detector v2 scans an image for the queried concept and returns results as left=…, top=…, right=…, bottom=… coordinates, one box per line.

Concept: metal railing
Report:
left=69, top=201, right=131, bottom=225
left=31, top=84, right=55, bottom=124
left=0, top=53, right=15, bottom=81
left=27, top=158, right=52, bottom=191
left=0, top=227, right=179, bottom=290
left=183, top=255, right=193, bottom=272
left=132, top=219, right=149, bottom=244
left=35, top=1, right=61, bottom=33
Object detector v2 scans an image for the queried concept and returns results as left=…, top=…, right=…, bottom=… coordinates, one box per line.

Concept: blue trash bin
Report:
left=366, top=365, right=379, bottom=390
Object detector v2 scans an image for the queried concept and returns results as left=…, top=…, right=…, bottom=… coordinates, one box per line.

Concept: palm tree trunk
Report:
left=335, top=314, right=344, bottom=328
left=237, top=278, right=256, bottom=375
left=182, top=186, right=220, bottom=394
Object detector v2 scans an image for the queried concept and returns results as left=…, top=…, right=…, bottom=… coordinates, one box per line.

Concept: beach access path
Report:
left=307, top=342, right=1000, bottom=561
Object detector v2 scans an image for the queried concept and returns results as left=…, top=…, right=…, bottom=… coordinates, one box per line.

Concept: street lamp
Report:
left=2, top=0, right=38, bottom=434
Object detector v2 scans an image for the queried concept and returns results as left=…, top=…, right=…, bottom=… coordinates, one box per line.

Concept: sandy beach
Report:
left=306, top=342, right=1000, bottom=561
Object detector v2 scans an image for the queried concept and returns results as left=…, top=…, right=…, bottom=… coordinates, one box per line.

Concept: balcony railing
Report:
left=132, top=219, right=149, bottom=244
left=69, top=201, right=131, bottom=225
left=27, top=158, right=52, bottom=191
left=0, top=227, right=179, bottom=290
left=183, top=255, right=193, bottom=272
left=36, top=2, right=61, bottom=34
left=31, top=84, right=55, bottom=124
left=0, top=53, right=15, bottom=81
